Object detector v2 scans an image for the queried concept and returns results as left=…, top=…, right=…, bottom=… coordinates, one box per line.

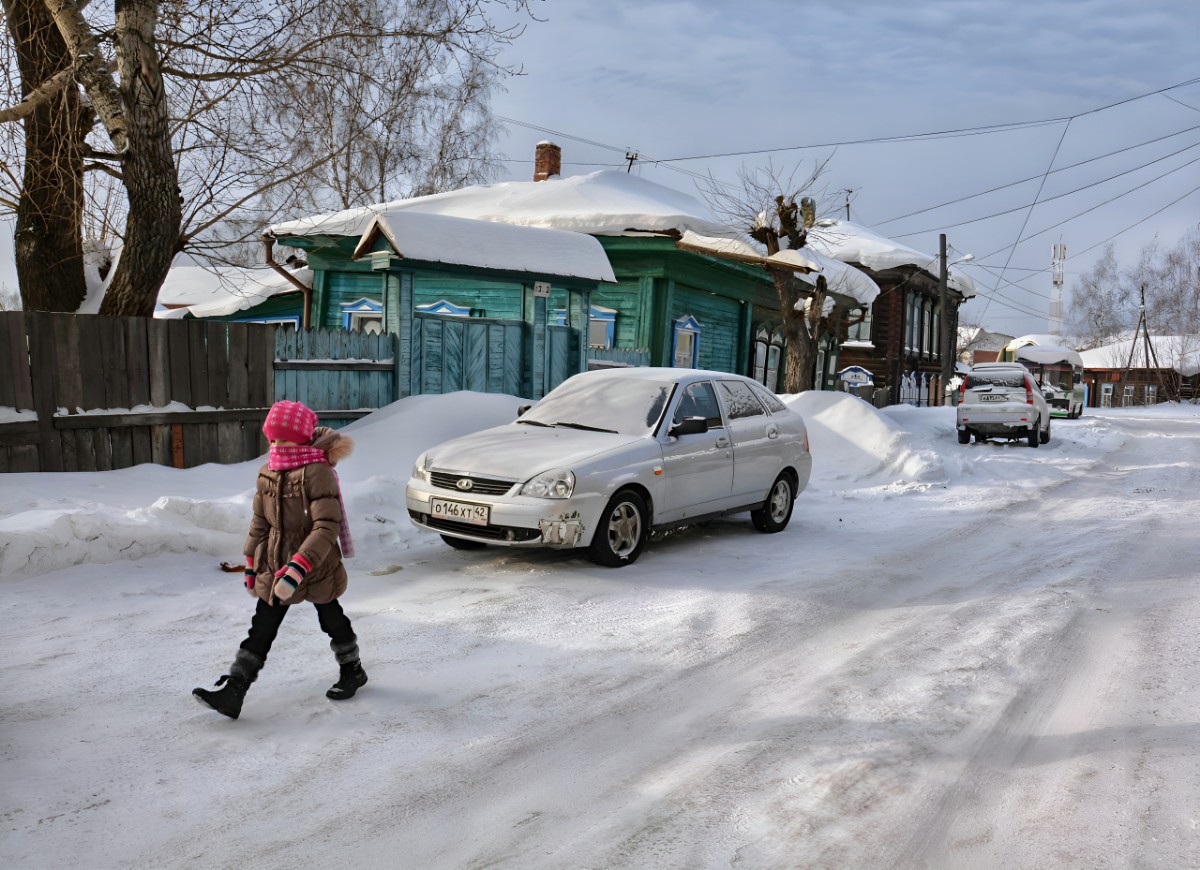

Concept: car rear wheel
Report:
left=1027, top=424, right=1039, bottom=448
left=957, top=428, right=970, bottom=444
left=588, top=489, right=648, bottom=567
left=751, top=474, right=795, bottom=533
left=440, top=534, right=488, bottom=550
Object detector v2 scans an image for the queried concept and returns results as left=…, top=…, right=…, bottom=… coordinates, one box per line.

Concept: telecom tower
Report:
left=1049, top=242, right=1066, bottom=334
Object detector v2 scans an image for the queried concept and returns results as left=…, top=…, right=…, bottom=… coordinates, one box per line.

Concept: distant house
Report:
left=807, top=219, right=977, bottom=406
left=1079, top=335, right=1200, bottom=406
left=958, top=325, right=1016, bottom=365
left=268, top=208, right=616, bottom=399
left=155, top=264, right=314, bottom=326
left=269, top=142, right=878, bottom=393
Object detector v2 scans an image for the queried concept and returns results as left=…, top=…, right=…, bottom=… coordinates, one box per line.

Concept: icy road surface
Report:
left=2, top=397, right=1199, bottom=869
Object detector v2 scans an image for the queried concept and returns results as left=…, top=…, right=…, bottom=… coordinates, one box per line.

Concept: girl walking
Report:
left=194, top=400, right=366, bottom=719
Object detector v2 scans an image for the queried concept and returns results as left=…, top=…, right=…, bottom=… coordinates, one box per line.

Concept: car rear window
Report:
left=966, top=372, right=1025, bottom=389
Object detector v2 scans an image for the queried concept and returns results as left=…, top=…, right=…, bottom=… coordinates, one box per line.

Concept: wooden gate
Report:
left=412, top=314, right=524, bottom=396
left=546, top=325, right=578, bottom=392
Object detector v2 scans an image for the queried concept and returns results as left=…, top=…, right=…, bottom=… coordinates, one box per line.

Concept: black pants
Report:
left=239, top=597, right=356, bottom=662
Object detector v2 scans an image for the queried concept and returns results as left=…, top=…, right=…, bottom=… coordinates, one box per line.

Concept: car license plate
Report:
left=430, top=497, right=490, bottom=526
left=979, top=394, right=1005, bottom=402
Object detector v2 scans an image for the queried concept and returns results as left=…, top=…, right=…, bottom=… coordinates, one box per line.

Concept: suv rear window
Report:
left=966, top=372, right=1025, bottom=389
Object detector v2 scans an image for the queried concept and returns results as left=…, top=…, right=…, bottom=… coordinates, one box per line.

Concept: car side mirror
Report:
left=670, top=416, right=708, bottom=436
left=517, top=404, right=531, bottom=417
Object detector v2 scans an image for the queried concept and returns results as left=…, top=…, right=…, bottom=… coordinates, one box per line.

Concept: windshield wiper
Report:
left=516, top=419, right=552, bottom=427
left=552, top=421, right=618, bottom=433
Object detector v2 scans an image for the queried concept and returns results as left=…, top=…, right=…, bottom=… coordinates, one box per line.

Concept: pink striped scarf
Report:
left=268, top=445, right=355, bottom=558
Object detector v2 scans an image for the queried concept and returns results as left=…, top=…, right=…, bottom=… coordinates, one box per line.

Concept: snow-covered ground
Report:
left=3, top=393, right=1200, bottom=868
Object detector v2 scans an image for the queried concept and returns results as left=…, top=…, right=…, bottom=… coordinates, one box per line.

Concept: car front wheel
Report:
left=588, top=489, right=649, bottom=567
left=751, top=474, right=795, bottom=533
left=1040, top=420, right=1051, bottom=444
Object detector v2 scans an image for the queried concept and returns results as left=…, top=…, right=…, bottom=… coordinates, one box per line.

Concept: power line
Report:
left=973, top=152, right=1200, bottom=261
left=976, top=119, right=1074, bottom=325
left=891, top=138, right=1200, bottom=238
left=875, top=123, right=1200, bottom=226
left=964, top=183, right=1200, bottom=327
left=644, top=75, right=1200, bottom=164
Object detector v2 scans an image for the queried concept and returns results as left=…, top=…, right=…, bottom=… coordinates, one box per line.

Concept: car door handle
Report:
left=766, top=425, right=779, bottom=439
left=715, top=436, right=730, bottom=448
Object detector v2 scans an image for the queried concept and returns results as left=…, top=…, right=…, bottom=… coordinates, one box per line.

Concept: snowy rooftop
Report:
left=353, top=211, right=615, bottom=283
left=1079, top=336, right=1200, bottom=376
left=271, top=170, right=738, bottom=241
left=154, top=265, right=313, bottom=319
left=676, top=230, right=881, bottom=307
left=807, top=218, right=977, bottom=298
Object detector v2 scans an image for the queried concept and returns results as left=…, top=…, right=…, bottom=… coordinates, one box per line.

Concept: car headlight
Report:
left=520, top=469, right=575, bottom=499
left=411, top=452, right=433, bottom=483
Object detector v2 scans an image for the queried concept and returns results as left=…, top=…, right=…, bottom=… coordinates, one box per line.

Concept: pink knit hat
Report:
left=262, top=400, right=317, bottom=444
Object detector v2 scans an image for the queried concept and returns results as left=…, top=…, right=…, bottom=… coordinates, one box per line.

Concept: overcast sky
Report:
left=488, top=0, right=1200, bottom=336
left=3, top=0, right=1198, bottom=337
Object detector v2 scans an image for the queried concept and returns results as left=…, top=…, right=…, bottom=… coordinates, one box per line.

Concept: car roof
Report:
left=969, top=362, right=1028, bottom=372
left=573, top=367, right=757, bottom=386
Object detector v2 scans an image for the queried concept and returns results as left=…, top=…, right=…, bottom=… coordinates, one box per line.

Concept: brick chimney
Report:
left=533, top=140, right=561, bottom=182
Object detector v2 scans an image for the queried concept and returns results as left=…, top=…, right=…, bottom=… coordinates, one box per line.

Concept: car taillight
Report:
left=960, top=379, right=967, bottom=401
left=1025, top=378, right=1034, bottom=405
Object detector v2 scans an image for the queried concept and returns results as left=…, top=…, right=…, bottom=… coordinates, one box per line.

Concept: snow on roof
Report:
left=676, top=230, right=881, bottom=307
left=807, top=218, right=977, bottom=298
left=153, top=265, right=312, bottom=319
left=1015, top=344, right=1084, bottom=367
left=1079, top=336, right=1200, bottom=376
left=353, top=211, right=615, bottom=283
left=1005, top=333, right=1065, bottom=351
left=271, top=170, right=738, bottom=242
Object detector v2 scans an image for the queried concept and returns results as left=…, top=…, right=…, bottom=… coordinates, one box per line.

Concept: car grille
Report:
left=429, top=471, right=516, bottom=496
left=411, top=511, right=540, bottom=542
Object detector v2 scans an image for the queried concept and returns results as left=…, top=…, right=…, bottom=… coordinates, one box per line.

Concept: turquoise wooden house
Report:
left=277, top=145, right=817, bottom=390
left=256, top=209, right=616, bottom=399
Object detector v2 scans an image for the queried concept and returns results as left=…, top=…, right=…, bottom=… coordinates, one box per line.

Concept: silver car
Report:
left=956, top=362, right=1051, bottom=447
left=406, top=367, right=812, bottom=567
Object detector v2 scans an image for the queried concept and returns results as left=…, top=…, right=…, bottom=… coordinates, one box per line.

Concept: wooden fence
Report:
left=0, top=313, right=402, bottom=473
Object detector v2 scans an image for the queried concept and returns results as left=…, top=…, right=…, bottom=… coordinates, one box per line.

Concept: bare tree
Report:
left=1, top=0, right=533, bottom=314
left=1, top=0, right=91, bottom=312
left=1069, top=227, right=1200, bottom=349
left=703, top=159, right=848, bottom=393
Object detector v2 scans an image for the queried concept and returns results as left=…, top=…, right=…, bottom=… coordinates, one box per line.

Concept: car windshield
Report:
left=518, top=375, right=672, bottom=436
left=966, top=372, right=1025, bottom=389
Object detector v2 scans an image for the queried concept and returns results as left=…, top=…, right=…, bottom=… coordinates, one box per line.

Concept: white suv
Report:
left=956, top=363, right=1050, bottom=447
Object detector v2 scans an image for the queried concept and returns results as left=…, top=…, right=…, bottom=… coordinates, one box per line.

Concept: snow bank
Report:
left=0, top=389, right=1139, bottom=581
left=0, top=392, right=524, bottom=581
left=789, top=392, right=946, bottom=491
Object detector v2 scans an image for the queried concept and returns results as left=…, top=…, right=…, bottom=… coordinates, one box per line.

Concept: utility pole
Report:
left=939, top=233, right=951, bottom=404
left=625, top=150, right=638, bottom=173
left=842, top=188, right=855, bottom=221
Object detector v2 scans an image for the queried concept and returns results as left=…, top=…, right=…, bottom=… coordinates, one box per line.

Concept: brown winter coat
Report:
left=243, top=428, right=350, bottom=605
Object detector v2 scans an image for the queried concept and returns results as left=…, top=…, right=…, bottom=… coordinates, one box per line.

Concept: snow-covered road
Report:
left=3, top=397, right=1199, bottom=868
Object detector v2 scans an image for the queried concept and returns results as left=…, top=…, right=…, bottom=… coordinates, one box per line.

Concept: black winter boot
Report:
left=327, top=660, right=368, bottom=700
left=193, top=649, right=262, bottom=719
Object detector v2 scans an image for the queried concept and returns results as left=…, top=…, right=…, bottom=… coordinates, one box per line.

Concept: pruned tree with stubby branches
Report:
left=702, top=158, right=853, bottom=393
left=1, top=0, right=536, bottom=315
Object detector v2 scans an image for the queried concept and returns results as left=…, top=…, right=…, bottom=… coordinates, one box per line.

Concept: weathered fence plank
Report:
left=26, top=312, right=63, bottom=471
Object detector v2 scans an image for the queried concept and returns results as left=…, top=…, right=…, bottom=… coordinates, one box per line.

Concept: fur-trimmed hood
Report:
left=311, top=426, right=353, bottom=466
